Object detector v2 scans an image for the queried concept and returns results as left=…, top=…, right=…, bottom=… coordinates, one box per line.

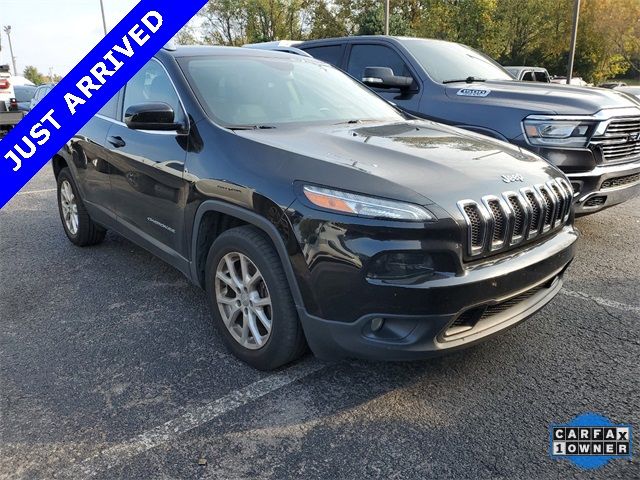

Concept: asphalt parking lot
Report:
left=1, top=165, right=638, bottom=480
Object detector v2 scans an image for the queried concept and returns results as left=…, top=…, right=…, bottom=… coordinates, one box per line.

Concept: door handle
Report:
left=107, top=135, right=126, bottom=148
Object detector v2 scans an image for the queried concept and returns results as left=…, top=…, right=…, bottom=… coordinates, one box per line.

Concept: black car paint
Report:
left=54, top=46, right=577, bottom=360
left=297, top=36, right=640, bottom=215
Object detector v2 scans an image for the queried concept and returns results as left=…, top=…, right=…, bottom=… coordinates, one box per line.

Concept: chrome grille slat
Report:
left=458, top=179, right=571, bottom=258
left=590, top=116, right=640, bottom=163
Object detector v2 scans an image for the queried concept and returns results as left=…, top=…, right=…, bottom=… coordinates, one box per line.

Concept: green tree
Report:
left=23, top=66, right=46, bottom=85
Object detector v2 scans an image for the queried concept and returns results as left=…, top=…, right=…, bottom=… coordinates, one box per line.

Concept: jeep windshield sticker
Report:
left=457, top=88, right=491, bottom=97
left=0, top=0, right=207, bottom=209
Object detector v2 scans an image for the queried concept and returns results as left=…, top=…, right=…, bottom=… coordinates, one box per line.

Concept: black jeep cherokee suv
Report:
left=53, top=46, right=577, bottom=370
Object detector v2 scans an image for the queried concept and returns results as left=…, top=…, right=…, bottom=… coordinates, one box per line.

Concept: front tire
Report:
left=205, top=226, right=306, bottom=370
left=56, top=168, right=106, bottom=246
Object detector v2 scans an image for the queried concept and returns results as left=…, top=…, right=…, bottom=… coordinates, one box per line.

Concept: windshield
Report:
left=179, top=55, right=405, bottom=127
left=401, top=39, right=513, bottom=83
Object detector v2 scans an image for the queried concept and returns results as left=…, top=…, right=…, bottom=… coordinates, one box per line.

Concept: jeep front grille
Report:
left=458, top=178, right=572, bottom=258
left=590, top=116, right=640, bottom=163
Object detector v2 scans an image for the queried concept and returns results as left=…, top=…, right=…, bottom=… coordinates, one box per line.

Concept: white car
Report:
left=0, top=65, right=15, bottom=111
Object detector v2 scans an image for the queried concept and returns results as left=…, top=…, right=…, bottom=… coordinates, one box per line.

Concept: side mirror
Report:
left=124, top=102, right=182, bottom=131
left=362, top=66, right=413, bottom=90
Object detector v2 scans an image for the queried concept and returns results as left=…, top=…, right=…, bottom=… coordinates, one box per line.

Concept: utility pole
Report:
left=384, top=0, right=390, bottom=35
left=3, top=26, right=17, bottom=76
left=99, top=0, right=108, bottom=35
left=566, top=0, right=581, bottom=85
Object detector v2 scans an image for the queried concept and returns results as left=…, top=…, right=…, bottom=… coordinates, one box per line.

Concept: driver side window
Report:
left=123, top=60, right=185, bottom=125
left=346, top=44, right=412, bottom=83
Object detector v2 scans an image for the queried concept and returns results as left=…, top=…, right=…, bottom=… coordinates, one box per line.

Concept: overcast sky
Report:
left=1, top=0, right=140, bottom=77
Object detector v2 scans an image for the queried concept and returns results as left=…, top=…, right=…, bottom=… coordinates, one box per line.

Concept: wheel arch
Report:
left=190, top=200, right=305, bottom=310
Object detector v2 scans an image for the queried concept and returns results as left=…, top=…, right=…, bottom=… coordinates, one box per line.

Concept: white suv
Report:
left=0, top=65, right=15, bottom=111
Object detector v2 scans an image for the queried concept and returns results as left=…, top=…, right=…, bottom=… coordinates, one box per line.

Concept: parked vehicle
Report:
left=0, top=65, right=24, bottom=138
left=29, top=83, right=56, bottom=110
left=244, top=40, right=310, bottom=57
left=614, top=86, right=640, bottom=101
left=53, top=46, right=577, bottom=370
left=599, top=81, right=627, bottom=89
left=14, top=85, right=37, bottom=112
left=505, top=66, right=551, bottom=83
left=294, top=36, right=640, bottom=215
left=550, top=76, right=590, bottom=86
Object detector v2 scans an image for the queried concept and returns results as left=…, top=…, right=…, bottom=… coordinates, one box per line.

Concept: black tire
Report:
left=56, top=168, right=106, bottom=246
left=205, top=225, right=307, bottom=370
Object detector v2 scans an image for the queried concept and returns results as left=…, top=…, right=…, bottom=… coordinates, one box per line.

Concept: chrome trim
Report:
left=458, top=181, right=570, bottom=258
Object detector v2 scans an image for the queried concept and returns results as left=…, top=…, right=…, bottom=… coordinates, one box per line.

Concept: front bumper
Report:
left=298, top=226, right=577, bottom=361
left=568, top=159, right=640, bottom=215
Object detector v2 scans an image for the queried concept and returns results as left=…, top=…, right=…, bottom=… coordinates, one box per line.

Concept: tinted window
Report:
left=302, top=45, right=343, bottom=66
left=180, top=56, right=404, bottom=127
left=534, top=71, right=550, bottom=82
left=98, top=92, right=119, bottom=118
left=346, top=44, right=412, bottom=81
left=123, top=59, right=185, bottom=124
left=401, top=39, right=512, bottom=83
left=522, top=71, right=534, bottom=81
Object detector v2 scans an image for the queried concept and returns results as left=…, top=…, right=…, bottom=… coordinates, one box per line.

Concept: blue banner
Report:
left=0, top=0, right=207, bottom=208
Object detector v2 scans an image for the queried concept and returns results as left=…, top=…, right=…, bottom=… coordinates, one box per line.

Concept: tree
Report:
left=23, top=66, right=46, bottom=85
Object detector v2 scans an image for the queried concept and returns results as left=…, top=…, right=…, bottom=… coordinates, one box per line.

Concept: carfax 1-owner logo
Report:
left=550, top=413, right=633, bottom=469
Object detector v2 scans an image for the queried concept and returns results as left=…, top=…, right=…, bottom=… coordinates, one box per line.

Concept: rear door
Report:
left=105, top=58, right=191, bottom=258
left=344, top=43, right=422, bottom=114
left=299, top=44, right=345, bottom=67
left=70, top=92, right=120, bottom=215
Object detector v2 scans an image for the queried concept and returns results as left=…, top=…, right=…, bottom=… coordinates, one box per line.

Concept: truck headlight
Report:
left=302, top=185, right=434, bottom=221
left=523, top=118, right=596, bottom=147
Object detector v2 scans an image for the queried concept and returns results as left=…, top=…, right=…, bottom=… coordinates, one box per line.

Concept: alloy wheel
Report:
left=214, top=252, right=273, bottom=350
left=60, top=180, right=79, bottom=235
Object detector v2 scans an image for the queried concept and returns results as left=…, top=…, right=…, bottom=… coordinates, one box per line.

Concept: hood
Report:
left=445, top=80, right=639, bottom=115
left=234, top=120, right=564, bottom=216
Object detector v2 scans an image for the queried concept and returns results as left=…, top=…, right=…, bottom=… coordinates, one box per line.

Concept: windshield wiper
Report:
left=226, top=125, right=276, bottom=130
left=332, top=119, right=383, bottom=126
left=442, top=76, right=487, bottom=84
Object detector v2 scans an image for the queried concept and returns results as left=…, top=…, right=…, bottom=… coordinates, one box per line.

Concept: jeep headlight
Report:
left=302, top=185, right=434, bottom=221
left=523, top=117, right=596, bottom=148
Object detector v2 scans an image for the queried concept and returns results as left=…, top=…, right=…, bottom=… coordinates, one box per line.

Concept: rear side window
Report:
left=522, top=71, right=534, bottom=81
left=346, top=44, right=412, bottom=82
left=302, top=45, right=343, bottom=66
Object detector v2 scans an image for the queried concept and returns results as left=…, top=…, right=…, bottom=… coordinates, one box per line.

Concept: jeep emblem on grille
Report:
left=501, top=173, right=524, bottom=183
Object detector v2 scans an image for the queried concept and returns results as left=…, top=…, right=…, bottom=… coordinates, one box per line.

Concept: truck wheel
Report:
left=205, top=226, right=307, bottom=370
left=56, top=168, right=106, bottom=246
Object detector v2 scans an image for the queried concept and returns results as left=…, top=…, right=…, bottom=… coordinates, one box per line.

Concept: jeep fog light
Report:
left=367, top=252, right=435, bottom=280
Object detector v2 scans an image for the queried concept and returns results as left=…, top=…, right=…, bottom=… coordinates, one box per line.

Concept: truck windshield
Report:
left=179, top=55, right=405, bottom=128
left=401, top=39, right=513, bottom=84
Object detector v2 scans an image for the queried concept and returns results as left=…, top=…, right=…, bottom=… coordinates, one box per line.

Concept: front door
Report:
left=106, top=58, right=191, bottom=258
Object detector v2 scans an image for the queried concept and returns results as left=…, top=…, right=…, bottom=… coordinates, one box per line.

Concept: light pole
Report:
left=384, top=0, right=390, bottom=35
left=99, top=0, right=107, bottom=35
left=566, top=0, right=581, bottom=85
left=3, top=26, right=17, bottom=76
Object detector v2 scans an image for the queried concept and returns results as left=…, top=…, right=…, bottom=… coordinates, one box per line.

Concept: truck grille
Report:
left=590, top=116, right=640, bottom=163
left=601, top=172, right=640, bottom=190
left=458, top=178, right=572, bottom=258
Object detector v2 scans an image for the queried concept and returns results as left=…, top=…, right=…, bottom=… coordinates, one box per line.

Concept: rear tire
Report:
left=205, top=226, right=307, bottom=370
left=56, top=168, right=106, bottom=246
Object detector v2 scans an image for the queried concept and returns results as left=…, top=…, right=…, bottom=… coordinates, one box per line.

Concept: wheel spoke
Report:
left=247, top=310, right=263, bottom=346
left=225, top=256, right=244, bottom=290
left=216, top=271, right=238, bottom=292
left=240, top=255, right=250, bottom=284
left=252, top=295, right=271, bottom=308
left=253, top=307, right=272, bottom=332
